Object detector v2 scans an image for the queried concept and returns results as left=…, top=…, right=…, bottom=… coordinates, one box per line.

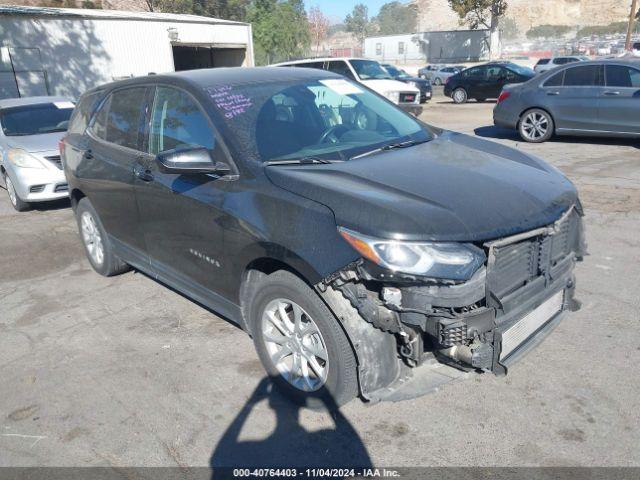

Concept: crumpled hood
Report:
left=265, top=131, right=578, bottom=242
left=361, top=78, right=420, bottom=94
left=5, top=132, right=64, bottom=153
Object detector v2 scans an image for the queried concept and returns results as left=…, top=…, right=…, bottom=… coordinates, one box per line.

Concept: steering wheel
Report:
left=318, top=124, right=349, bottom=144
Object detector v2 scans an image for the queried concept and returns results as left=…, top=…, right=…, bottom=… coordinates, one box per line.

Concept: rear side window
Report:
left=293, top=62, right=324, bottom=70
left=537, top=59, right=550, bottom=65
left=68, top=92, right=102, bottom=134
left=562, top=65, right=603, bottom=87
left=90, top=87, right=147, bottom=149
left=326, top=61, right=356, bottom=80
left=553, top=58, right=568, bottom=65
left=606, top=65, right=640, bottom=88
left=544, top=71, right=564, bottom=87
left=148, top=87, right=214, bottom=155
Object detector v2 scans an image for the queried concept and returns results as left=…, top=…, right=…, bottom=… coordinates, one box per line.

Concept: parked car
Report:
left=633, top=42, right=640, bottom=57
left=494, top=59, right=640, bottom=143
left=381, top=63, right=432, bottom=103
left=444, top=62, right=536, bottom=104
left=62, top=67, right=585, bottom=407
left=430, top=66, right=463, bottom=85
left=273, top=57, right=421, bottom=115
left=417, top=64, right=440, bottom=80
left=0, top=96, right=74, bottom=211
left=534, top=56, right=590, bottom=74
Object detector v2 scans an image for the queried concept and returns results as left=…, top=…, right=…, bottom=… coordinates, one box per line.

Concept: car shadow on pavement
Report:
left=474, top=125, right=640, bottom=148
left=31, top=198, right=72, bottom=211
left=209, top=377, right=372, bottom=478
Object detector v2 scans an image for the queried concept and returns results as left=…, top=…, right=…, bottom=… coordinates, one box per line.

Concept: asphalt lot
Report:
left=1, top=87, right=639, bottom=468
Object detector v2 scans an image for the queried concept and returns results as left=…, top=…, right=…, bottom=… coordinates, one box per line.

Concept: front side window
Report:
left=563, top=65, right=604, bottom=87
left=349, top=60, right=393, bottom=80
left=149, top=87, right=214, bottom=155
left=0, top=102, right=74, bottom=136
left=605, top=65, right=640, bottom=88
left=205, top=78, right=431, bottom=163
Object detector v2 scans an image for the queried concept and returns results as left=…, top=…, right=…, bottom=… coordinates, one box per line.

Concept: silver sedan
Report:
left=493, top=59, right=640, bottom=143
left=0, top=96, right=74, bottom=211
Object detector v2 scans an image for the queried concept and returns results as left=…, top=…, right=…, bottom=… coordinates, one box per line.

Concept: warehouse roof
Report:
left=0, top=4, right=248, bottom=26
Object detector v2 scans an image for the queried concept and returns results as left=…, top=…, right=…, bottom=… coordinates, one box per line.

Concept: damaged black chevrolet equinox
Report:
left=62, top=67, right=585, bottom=407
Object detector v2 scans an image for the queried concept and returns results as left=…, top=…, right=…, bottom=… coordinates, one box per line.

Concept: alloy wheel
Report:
left=521, top=111, right=549, bottom=141
left=81, top=211, right=104, bottom=266
left=453, top=89, right=467, bottom=103
left=5, top=176, right=17, bottom=207
left=261, top=298, right=329, bottom=392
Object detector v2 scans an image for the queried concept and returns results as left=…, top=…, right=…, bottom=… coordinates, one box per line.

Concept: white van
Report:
left=273, top=57, right=422, bottom=115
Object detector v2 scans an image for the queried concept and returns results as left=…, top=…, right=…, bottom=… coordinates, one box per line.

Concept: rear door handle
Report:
left=603, top=91, right=621, bottom=96
left=133, top=163, right=154, bottom=182
left=546, top=91, right=560, bottom=96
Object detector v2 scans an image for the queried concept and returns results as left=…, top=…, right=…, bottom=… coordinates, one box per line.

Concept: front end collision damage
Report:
left=316, top=206, right=586, bottom=402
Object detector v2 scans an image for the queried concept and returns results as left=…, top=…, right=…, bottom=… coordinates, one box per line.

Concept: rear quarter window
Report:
left=68, top=92, right=102, bottom=134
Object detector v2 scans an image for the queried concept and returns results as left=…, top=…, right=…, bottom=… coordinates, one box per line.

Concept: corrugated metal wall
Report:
left=0, top=15, right=253, bottom=99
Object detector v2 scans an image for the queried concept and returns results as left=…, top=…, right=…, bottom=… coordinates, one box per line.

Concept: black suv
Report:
left=444, top=62, right=535, bottom=103
left=62, top=67, right=585, bottom=407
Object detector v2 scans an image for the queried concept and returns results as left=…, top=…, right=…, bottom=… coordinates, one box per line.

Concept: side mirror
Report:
left=156, top=147, right=231, bottom=176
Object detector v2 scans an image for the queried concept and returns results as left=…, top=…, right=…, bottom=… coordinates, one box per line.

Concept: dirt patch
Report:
left=7, top=404, right=39, bottom=421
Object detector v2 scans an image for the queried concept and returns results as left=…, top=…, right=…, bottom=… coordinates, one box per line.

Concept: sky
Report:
left=309, top=0, right=399, bottom=23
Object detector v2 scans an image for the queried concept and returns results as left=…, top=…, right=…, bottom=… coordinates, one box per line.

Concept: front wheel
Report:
left=4, top=174, right=31, bottom=212
left=519, top=108, right=554, bottom=143
left=452, top=88, right=468, bottom=104
left=249, top=270, right=358, bottom=409
left=75, top=198, right=130, bottom=276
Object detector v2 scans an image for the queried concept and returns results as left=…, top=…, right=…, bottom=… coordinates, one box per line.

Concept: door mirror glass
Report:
left=156, top=146, right=230, bottom=175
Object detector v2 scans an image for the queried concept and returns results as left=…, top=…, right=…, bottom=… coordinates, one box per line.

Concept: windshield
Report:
left=507, top=64, right=535, bottom=77
left=0, top=102, right=74, bottom=136
left=350, top=60, right=393, bottom=80
left=206, top=77, right=431, bottom=163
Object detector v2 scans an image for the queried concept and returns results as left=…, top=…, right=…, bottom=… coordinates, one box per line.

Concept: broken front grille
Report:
left=486, top=208, right=580, bottom=306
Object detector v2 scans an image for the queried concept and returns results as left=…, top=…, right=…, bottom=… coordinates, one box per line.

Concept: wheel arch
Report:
left=70, top=188, right=86, bottom=211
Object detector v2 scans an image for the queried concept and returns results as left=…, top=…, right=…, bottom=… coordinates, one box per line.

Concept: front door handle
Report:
left=546, top=91, right=560, bottom=96
left=133, top=163, right=154, bottom=182
left=603, top=91, right=621, bottom=96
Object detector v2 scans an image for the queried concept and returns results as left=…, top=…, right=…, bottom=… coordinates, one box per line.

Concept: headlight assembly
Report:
left=384, top=91, right=400, bottom=104
left=338, top=227, right=486, bottom=281
left=7, top=149, right=46, bottom=169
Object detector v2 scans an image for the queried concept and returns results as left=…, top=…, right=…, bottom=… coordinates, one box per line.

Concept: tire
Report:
left=434, top=77, right=442, bottom=86
left=248, top=270, right=358, bottom=409
left=518, top=108, right=554, bottom=143
left=75, top=197, right=130, bottom=276
left=4, top=173, right=31, bottom=212
left=452, top=87, right=468, bottom=104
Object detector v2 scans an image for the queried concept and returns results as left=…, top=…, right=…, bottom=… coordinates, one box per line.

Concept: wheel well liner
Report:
left=70, top=188, right=86, bottom=210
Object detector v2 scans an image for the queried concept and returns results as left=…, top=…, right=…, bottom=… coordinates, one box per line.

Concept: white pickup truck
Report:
left=273, top=57, right=422, bottom=116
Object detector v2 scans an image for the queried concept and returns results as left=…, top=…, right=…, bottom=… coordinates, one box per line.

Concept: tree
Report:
left=373, top=1, right=418, bottom=35
left=146, top=0, right=250, bottom=21
left=526, top=24, right=571, bottom=40
left=345, top=3, right=371, bottom=43
left=500, top=17, right=518, bottom=40
left=308, top=6, right=330, bottom=52
left=247, top=0, right=311, bottom=65
left=448, top=0, right=507, bottom=58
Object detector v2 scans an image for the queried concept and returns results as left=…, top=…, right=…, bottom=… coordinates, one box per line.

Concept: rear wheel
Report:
left=76, top=198, right=130, bottom=276
left=433, top=77, right=442, bottom=86
left=4, top=174, right=31, bottom=212
left=519, top=108, right=554, bottom=143
left=249, top=270, right=358, bottom=409
left=452, top=88, right=468, bottom=104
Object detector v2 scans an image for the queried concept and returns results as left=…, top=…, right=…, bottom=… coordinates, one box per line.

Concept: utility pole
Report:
left=626, top=0, right=638, bottom=51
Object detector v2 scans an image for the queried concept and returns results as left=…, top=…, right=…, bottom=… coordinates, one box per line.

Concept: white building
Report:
left=0, top=5, right=254, bottom=100
left=365, top=30, right=492, bottom=65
